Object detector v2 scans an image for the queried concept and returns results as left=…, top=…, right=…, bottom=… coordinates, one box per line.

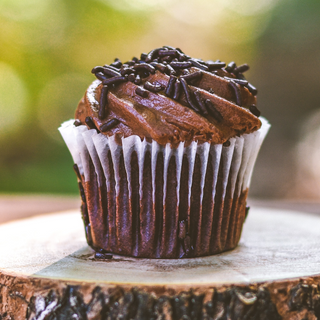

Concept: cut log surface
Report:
left=1, top=206, right=320, bottom=319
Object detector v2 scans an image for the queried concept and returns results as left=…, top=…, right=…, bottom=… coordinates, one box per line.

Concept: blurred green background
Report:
left=1, top=0, right=320, bottom=199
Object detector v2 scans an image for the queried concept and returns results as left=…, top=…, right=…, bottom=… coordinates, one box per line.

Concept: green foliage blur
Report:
left=1, top=0, right=320, bottom=198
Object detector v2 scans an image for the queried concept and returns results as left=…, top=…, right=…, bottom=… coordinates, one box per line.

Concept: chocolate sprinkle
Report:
left=158, top=49, right=178, bottom=57
left=249, top=104, right=261, bottom=117
left=110, top=59, right=122, bottom=69
left=246, top=83, right=258, bottom=96
left=128, top=74, right=136, bottom=82
left=235, top=64, right=250, bottom=74
left=94, top=72, right=108, bottom=81
left=90, top=47, right=258, bottom=131
left=133, top=63, right=155, bottom=74
left=165, top=75, right=177, bottom=97
left=135, top=86, right=149, bottom=98
left=205, top=99, right=223, bottom=122
left=73, top=119, right=81, bottom=127
left=99, top=85, right=108, bottom=120
left=134, top=74, right=141, bottom=85
left=100, top=118, right=120, bottom=132
left=224, top=77, right=248, bottom=86
left=181, top=71, right=203, bottom=83
left=140, top=53, right=147, bottom=60
left=170, top=61, right=192, bottom=69
left=173, top=80, right=181, bottom=100
left=105, top=65, right=121, bottom=72
left=150, top=62, right=166, bottom=73
left=165, top=64, right=176, bottom=75
left=102, top=76, right=127, bottom=86
left=120, top=67, right=134, bottom=76
left=189, top=59, right=209, bottom=71
left=229, top=80, right=242, bottom=106
left=103, top=67, right=121, bottom=77
left=206, top=61, right=226, bottom=71
left=225, top=61, right=236, bottom=73
left=145, top=48, right=161, bottom=62
left=144, top=81, right=162, bottom=93
left=180, top=78, right=200, bottom=112
left=194, top=90, right=208, bottom=115
left=91, top=66, right=104, bottom=74
left=85, top=116, right=98, bottom=130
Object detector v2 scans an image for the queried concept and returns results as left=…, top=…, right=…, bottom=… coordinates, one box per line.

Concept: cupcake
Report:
left=59, top=46, right=270, bottom=258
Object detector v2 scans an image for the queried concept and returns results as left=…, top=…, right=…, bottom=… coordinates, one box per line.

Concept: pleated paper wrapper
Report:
left=59, top=118, right=270, bottom=258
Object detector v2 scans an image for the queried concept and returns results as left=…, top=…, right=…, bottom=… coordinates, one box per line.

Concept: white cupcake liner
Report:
left=59, top=117, right=270, bottom=258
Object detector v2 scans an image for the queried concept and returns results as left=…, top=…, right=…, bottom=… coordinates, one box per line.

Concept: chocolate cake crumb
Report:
left=100, top=118, right=120, bottom=132
left=94, top=252, right=113, bottom=260
left=205, top=99, right=223, bottom=122
left=249, top=104, right=261, bottom=117
left=178, top=220, right=187, bottom=239
left=135, top=86, right=149, bottom=98
left=223, top=140, right=231, bottom=147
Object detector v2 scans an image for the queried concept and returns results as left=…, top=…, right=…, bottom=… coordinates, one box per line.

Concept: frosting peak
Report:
left=75, top=46, right=261, bottom=146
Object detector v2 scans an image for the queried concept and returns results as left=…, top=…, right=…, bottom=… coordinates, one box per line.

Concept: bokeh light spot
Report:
left=0, top=62, right=27, bottom=136
left=37, top=73, right=91, bottom=143
left=0, top=0, right=49, bottom=21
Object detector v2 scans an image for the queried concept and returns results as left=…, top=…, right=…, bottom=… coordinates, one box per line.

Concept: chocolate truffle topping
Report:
left=75, top=46, right=261, bottom=146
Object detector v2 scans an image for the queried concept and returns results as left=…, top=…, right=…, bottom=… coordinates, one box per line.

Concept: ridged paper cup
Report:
left=59, top=117, right=270, bottom=258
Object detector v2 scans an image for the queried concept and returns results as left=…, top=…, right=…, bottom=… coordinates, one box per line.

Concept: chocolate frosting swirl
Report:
left=75, top=46, right=261, bottom=146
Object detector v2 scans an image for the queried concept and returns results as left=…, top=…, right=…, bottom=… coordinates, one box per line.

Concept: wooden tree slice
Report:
left=1, top=206, right=320, bottom=319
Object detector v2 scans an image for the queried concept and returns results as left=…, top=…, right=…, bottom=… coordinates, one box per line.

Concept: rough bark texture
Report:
left=2, top=272, right=320, bottom=319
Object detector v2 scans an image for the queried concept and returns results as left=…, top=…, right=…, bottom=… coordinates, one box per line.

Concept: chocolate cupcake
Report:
left=59, top=46, right=270, bottom=258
